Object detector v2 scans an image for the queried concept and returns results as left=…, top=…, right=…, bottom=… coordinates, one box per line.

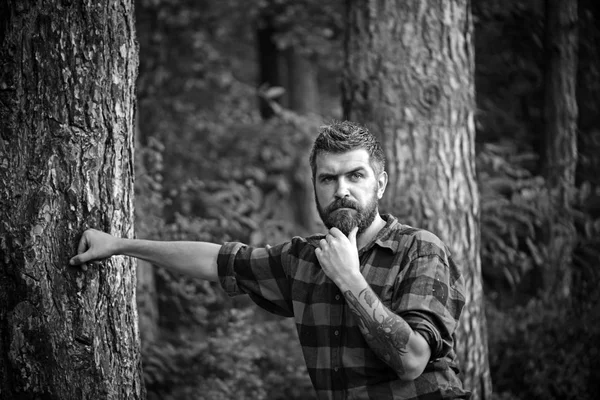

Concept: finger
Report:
left=314, top=248, right=330, bottom=270
left=77, top=231, right=90, bottom=255
left=70, top=250, right=94, bottom=266
left=314, top=247, right=323, bottom=261
left=319, top=238, right=328, bottom=249
left=329, top=227, right=343, bottom=238
left=348, top=226, right=359, bottom=246
left=69, top=254, right=83, bottom=265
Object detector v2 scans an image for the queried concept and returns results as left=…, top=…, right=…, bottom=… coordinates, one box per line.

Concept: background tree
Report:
left=257, top=3, right=284, bottom=120
left=0, top=1, right=144, bottom=399
left=342, top=0, right=491, bottom=398
left=541, top=0, right=578, bottom=297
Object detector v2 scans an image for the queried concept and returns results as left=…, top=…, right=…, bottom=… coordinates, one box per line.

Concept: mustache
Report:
left=324, top=198, right=360, bottom=213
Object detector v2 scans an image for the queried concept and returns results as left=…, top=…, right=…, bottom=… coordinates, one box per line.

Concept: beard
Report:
left=316, top=190, right=379, bottom=237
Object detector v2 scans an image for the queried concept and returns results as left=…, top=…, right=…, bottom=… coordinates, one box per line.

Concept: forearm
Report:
left=117, top=238, right=221, bottom=282
left=340, top=276, right=431, bottom=380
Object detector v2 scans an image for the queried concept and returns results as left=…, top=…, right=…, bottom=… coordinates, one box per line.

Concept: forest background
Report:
left=1, top=0, right=599, bottom=399
left=132, top=0, right=600, bottom=399
left=133, top=0, right=600, bottom=399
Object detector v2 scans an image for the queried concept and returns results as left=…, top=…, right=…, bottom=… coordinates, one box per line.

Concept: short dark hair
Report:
left=309, top=121, right=386, bottom=178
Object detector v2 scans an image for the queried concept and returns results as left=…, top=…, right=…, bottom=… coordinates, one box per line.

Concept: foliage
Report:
left=135, top=136, right=167, bottom=239
left=198, top=0, right=344, bottom=59
left=473, top=0, right=545, bottom=151
left=571, top=180, right=600, bottom=313
left=478, top=142, right=600, bottom=399
left=135, top=78, right=319, bottom=400
left=486, top=292, right=600, bottom=399
left=143, top=308, right=315, bottom=400
left=477, top=141, right=549, bottom=299
left=479, top=143, right=600, bottom=398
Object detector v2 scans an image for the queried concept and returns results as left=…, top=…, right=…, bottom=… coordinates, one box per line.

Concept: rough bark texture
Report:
left=342, top=1, right=491, bottom=398
left=0, top=1, right=144, bottom=399
left=542, top=0, right=578, bottom=297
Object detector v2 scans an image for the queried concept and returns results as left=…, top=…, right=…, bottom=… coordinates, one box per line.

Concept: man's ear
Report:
left=377, top=171, right=388, bottom=199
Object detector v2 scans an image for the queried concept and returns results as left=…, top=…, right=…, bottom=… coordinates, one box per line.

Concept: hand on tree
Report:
left=315, top=226, right=363, bottom=290
left=70, top=229, right=119, bottom=270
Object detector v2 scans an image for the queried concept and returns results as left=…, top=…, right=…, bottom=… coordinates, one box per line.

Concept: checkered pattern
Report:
left=218, top=215, right=470, bottom=399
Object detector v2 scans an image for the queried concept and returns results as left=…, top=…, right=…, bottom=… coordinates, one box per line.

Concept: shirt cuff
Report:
left=217, top=242, right=245, bottom=296
left=402, top=311, right=444, bottom=359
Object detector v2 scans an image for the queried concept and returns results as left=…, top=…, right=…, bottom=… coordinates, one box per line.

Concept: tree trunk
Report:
left=285, top=47, right=319, bottom=115
left=342, top=1, right=491, bottom=398
left=257, top=13, right=283, bottom=119
left=284, top=46, right=322, bottom=233
left=0, top=1, right=144, bottom=399
left=542, top=0, right=578, bottom=298
left=577, top=0, right=600, bottom=187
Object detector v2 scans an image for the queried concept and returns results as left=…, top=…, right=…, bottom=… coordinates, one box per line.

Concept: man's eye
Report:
left=321, top=176, right=333, bottom=183
left=349, top=173, right=363, bottom=181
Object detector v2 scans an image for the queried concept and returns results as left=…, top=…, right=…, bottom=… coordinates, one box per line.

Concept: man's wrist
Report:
left=335, top=270, right=367, bottom=293
left=113, top=236, right=127, bottom=256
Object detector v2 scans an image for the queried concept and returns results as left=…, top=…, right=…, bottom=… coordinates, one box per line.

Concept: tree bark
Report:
left=343, top=1, right=491, bottom=398
left=542, top=0, right=578, bottom=298
left=0, top=1, right=144, bottom=399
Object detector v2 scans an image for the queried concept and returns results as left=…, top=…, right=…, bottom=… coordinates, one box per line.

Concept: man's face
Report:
left=313, top=149, right=386, bottom=236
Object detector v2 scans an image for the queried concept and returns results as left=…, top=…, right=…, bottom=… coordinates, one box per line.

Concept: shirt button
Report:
left=334, top=367, right=339, bottom=372
left=335, top=294, right=340, bottom=300
left=334, top=330, right=339, bottom=336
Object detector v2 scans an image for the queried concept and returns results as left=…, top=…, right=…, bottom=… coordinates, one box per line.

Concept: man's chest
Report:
left=289, top=251, right=402, bottom=328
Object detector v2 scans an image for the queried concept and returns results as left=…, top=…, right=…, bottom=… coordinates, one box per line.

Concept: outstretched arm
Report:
left=70, top=229, right=221, bottom=282
left=315, top=227, right=430, bottom=380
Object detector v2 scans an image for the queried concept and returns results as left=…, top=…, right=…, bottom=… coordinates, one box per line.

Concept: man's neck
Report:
left=357, top=214, right=386, bottom=249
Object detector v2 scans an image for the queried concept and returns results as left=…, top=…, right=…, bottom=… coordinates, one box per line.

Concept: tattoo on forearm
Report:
left=344, top=288, right=411, bottom=375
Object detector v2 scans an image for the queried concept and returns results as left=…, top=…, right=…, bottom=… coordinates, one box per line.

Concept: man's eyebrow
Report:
left=346, top=167, right=366, bottom=175
left=317, top=167, right=366, bottom=179
left=317, top=172, right=336, bottom=180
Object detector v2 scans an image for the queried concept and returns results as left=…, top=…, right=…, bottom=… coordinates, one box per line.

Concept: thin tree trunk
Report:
left=542, top=0, right=578, bottom=298
left=285, top=46, right=321, bottom=233
left=257, top=14, right=283, bottom=119
left=0, top=1, right=144, bottom=399
left=343, top=1, right=491, bottom=398
left=285, top=47, right=319, bottom=114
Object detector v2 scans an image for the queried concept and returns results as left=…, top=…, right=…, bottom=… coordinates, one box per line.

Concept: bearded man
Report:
left=71, top=121, right=470, bottom=400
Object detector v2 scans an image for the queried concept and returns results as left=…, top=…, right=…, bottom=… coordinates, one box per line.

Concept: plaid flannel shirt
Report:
left=218, top=215, right=470, bottom=400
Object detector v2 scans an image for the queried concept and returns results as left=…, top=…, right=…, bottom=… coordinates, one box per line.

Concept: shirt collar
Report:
left=359, top=214, right=400, bottom=254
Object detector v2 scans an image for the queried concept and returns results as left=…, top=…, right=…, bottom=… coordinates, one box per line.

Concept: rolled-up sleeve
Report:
left=217, top=241, right=294, bottom=317
left=392, top=233, right=466, bottom=360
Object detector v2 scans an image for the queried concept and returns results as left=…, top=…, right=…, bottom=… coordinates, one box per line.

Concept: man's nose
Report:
left=334, top=178, right=350, bottom=198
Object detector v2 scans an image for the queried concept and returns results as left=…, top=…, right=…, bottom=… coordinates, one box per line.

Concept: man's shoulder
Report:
left=383, top=215, right=449, bottom=258
left=410, top=229, right=447, bottom=251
